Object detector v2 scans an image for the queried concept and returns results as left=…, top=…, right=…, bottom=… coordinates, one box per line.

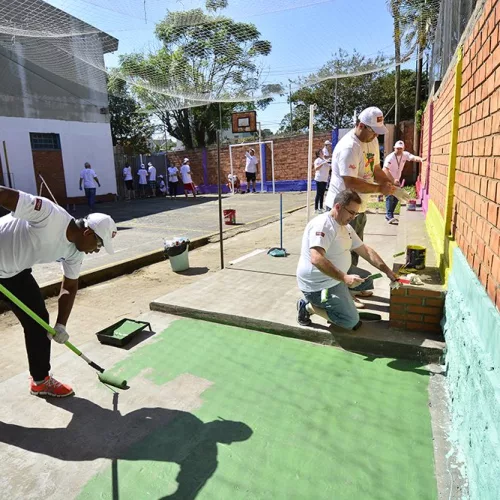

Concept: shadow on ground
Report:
left=0, top=397, right=252, bottom=500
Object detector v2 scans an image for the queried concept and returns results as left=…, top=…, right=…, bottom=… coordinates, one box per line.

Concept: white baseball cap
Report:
left=394, top=140, right=405, bottom=148
left=86, top=213, right=117, bottom=254
left=324, top=140, right=331, bottom=145
left=183, top=158, right=190, bottom=164
left=358, top=106, right=388, bottom=135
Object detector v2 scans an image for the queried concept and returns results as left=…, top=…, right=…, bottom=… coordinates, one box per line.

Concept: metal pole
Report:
left=289, top=82, right=293, bottom=132
left=216, top=129, right=224, bottom=270
left=3, top=141, right=12, bottom=188
left=306, top=105, right=315, bottom=222
left=334, top=78, right=338, bottom=127
left=280, top=193, right=283, bottom=249
left=258, top=121, right=264, bottom=192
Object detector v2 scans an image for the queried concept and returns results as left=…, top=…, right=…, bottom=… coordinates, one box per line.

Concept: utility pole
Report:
left=334, top=78, right=338, bottom=127
left=289, top=81, right=293, bottom=132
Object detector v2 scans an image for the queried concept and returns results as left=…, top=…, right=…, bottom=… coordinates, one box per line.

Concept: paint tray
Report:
left=96, top=319, right=152, bottom=347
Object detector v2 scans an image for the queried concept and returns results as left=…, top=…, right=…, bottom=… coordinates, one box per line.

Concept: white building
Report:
left=0, top=0, right=118, bottom=204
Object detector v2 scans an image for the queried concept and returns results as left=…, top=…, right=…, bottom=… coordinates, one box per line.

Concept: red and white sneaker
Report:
left=30, top=375, right=74, bottom=398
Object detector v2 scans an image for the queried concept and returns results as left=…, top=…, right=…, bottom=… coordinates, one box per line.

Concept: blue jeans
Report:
left=385, top=195, right=399, bottom=220
left=302, top=266, right=374, bottom=330
left=84, top=188, right=96, bottom=210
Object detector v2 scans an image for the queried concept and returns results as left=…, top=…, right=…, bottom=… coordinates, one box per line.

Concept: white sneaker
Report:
left=389, top=217, right=398, bottom=224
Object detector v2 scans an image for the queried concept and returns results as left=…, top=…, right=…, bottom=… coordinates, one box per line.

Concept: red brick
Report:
left=389, top=320, right=406, bottom=329
left=491, top=228, right=500, bottom=254
left=390, top=287, right=406, bottom=297
left=407, top=305, right=443, bottom=316
left=487, top=277, right=498, bottom=303
left=406, top=289, right=443, bottom=298
left=390, top=313, right=408, bottom=321
left=487, top=202, right=499, bottom=225
left=390, top=297, right=424, bottom=305
left=423, top=315, right=442, bottom=324
left=405, top=313, right=424, bottom=322
left=492, top=255, right=500, bottom=282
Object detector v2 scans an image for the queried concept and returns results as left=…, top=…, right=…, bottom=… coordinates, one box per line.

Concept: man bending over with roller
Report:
left=296, top=189, right=397, bottom=330
left=0, top=187, right=117, bottom=397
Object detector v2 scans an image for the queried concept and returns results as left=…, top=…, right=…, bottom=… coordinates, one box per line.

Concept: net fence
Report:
left=0, top=0, right=442, bottom=111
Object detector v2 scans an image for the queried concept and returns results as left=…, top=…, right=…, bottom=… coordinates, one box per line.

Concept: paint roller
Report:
left=0, top=284, right=128, bottom=389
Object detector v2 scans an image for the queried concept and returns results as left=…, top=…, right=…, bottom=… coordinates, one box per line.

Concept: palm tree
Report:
left=400, top=0, right=440, bottom=155
left=388, top=0, right=402, bottom=140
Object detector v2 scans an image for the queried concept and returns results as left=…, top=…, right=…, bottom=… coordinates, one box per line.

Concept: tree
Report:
left=118, top=0, right=272, bottom=148
left=107, top=74, right=156, bottom=153
left=400, top=0, right=439, bottom=154
left=388, top=0, right=402, bottom=140
left=278, top=50, right=418, bottom=133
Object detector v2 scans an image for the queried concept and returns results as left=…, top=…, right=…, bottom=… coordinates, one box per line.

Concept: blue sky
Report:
left=48, top=0, right=407, bottom=131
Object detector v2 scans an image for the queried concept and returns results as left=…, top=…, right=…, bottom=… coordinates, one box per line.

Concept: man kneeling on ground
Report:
left=296, top=189, right=397, bottom=330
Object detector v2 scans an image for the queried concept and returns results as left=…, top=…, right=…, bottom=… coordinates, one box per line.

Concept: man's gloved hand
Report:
left=393, top=187, right=411, bottom=202
left=49, top=323, right=69, bottom=344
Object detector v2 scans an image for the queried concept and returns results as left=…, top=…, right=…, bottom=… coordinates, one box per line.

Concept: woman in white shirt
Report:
left=314, top=149, right=330, bottom=213
left=167, top=164, right=180, bottom=198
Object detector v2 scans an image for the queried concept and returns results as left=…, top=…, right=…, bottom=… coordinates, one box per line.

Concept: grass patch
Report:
left=367, top=185, right=416, bottom=214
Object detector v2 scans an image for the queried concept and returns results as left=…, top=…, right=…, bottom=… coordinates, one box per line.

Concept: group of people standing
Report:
left=122, top=158, right=197, bottom=201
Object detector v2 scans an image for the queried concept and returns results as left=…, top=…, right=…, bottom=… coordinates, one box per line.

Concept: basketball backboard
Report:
left=231, top=111, right=257, bottom=133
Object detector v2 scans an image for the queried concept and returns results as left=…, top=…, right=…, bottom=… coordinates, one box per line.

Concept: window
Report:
left=30, top=133, right=61, bottom=150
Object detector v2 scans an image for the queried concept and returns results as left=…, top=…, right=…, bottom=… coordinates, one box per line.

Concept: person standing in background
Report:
left=79, top=162, right=100, bottom=212
left=314, top=149, right=330, bottom=213
left=167, top=163, right=180, bottom=199
left=383, top=140, right=423, bottom=223
left=137, top=164, right=148, bottom=198
left=322, top=140, right=331, bottom=159
left=122, top=163, right=134, bottom=201
left=244, top=148, right=258, bottom=193
left=147, top=162, right=157, bottom=197
left=180, top=158, right=197, bottom=199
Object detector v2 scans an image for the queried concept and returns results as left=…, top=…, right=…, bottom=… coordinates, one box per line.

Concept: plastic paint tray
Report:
left=96, top=319, right=152, bottom=347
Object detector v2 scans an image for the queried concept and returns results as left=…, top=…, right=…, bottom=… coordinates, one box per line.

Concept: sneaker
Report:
left=296, top=299, right=312, bottom=326
left=252, top=189, right=256, bottom=193
left=389, top=217, right=398, bottom=224
left=352, top=290, right=374, bottom=297
left=352, top=296, right=365, bottom=309
left=30, top=375, right=74, bottom=398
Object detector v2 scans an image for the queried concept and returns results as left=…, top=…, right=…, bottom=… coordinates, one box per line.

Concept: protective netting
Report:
left=0, top=0, right=441, bottom=110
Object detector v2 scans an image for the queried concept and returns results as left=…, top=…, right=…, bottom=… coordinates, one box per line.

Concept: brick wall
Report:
left=167, top=132, right=332, bottom=186
left=422, top=0, right=500, bottom=310
left=389, top=286, right=445, bottom=333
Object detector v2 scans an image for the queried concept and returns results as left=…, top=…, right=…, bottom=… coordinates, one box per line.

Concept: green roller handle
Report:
left=0, top=283, right=128, bottom=389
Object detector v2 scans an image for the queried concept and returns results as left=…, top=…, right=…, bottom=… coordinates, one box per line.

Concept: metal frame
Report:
left=229, top=140, right=275, bottom=194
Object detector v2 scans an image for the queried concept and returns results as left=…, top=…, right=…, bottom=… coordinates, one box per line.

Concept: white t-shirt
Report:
left=0, top=192, right=84, bottom=280
left=314, top=158, right=330, bottom=182
left=383, top=151, right=416, bottom=182
left=148, top=165, right=156, bottom=182
left=180, top=164, right=193, bottom=184
left=296, top=213, right=363, bottom=292
left=245, top=152, right=258, bottom=173
left=324, top=130, right=380, bottom=212
left=80, top=168, right=97, bottom=189
left=322, top=146, right=330, bottom=158
left=123, top=166, right=132, bottom=181
left=168, top=167, right=179, bottom=183
left=137, top=168, right=148, bottom=185
left=159, top=180, right=167, bottom=193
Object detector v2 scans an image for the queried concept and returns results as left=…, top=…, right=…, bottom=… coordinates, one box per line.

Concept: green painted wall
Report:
left=444, top=247, right=500, bottom=499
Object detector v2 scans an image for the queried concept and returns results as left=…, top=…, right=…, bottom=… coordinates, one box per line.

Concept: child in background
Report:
left=158, top=175, right=167, bottom=196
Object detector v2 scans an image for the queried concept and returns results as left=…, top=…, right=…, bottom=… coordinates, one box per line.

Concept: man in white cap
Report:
left=180, top=158, right=197, bottom=198
left=325, top=106, right=394, bottom=271
left=147, top=162, right=157, bottom=197
left=322, top=140, right=332, bottom=159
left=0, top=186, right=117, bottom=398
left=383, top=140, right=423, bottom=223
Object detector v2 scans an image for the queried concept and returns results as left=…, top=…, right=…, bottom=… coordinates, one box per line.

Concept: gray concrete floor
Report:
left=150, top=211, right=445, bottom=361
left=34, top=192, right=307, bottom=284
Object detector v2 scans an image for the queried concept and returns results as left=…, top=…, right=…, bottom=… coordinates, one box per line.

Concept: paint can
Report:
left=406, top=245, right=426, bottom=270
left=223, top=209, right=236, bottom=225
left=407, top=199, right=417, bottom=211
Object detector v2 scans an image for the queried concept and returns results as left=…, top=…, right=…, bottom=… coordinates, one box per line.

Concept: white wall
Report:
left=0, top=117, right=117, bottom=197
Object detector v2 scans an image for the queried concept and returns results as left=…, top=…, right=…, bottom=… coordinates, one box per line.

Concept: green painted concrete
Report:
left=79, top=319, right=437, bottom=500
left=109, top=320, right=143, bottom=339
left=443, top=247, right=500, bottom=500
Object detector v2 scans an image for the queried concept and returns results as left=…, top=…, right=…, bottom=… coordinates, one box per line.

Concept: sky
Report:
left=46, top=0, right=411, bottom=132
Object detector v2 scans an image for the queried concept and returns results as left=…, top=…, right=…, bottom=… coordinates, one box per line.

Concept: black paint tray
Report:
left=96, top=319, right=152, bottom=347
